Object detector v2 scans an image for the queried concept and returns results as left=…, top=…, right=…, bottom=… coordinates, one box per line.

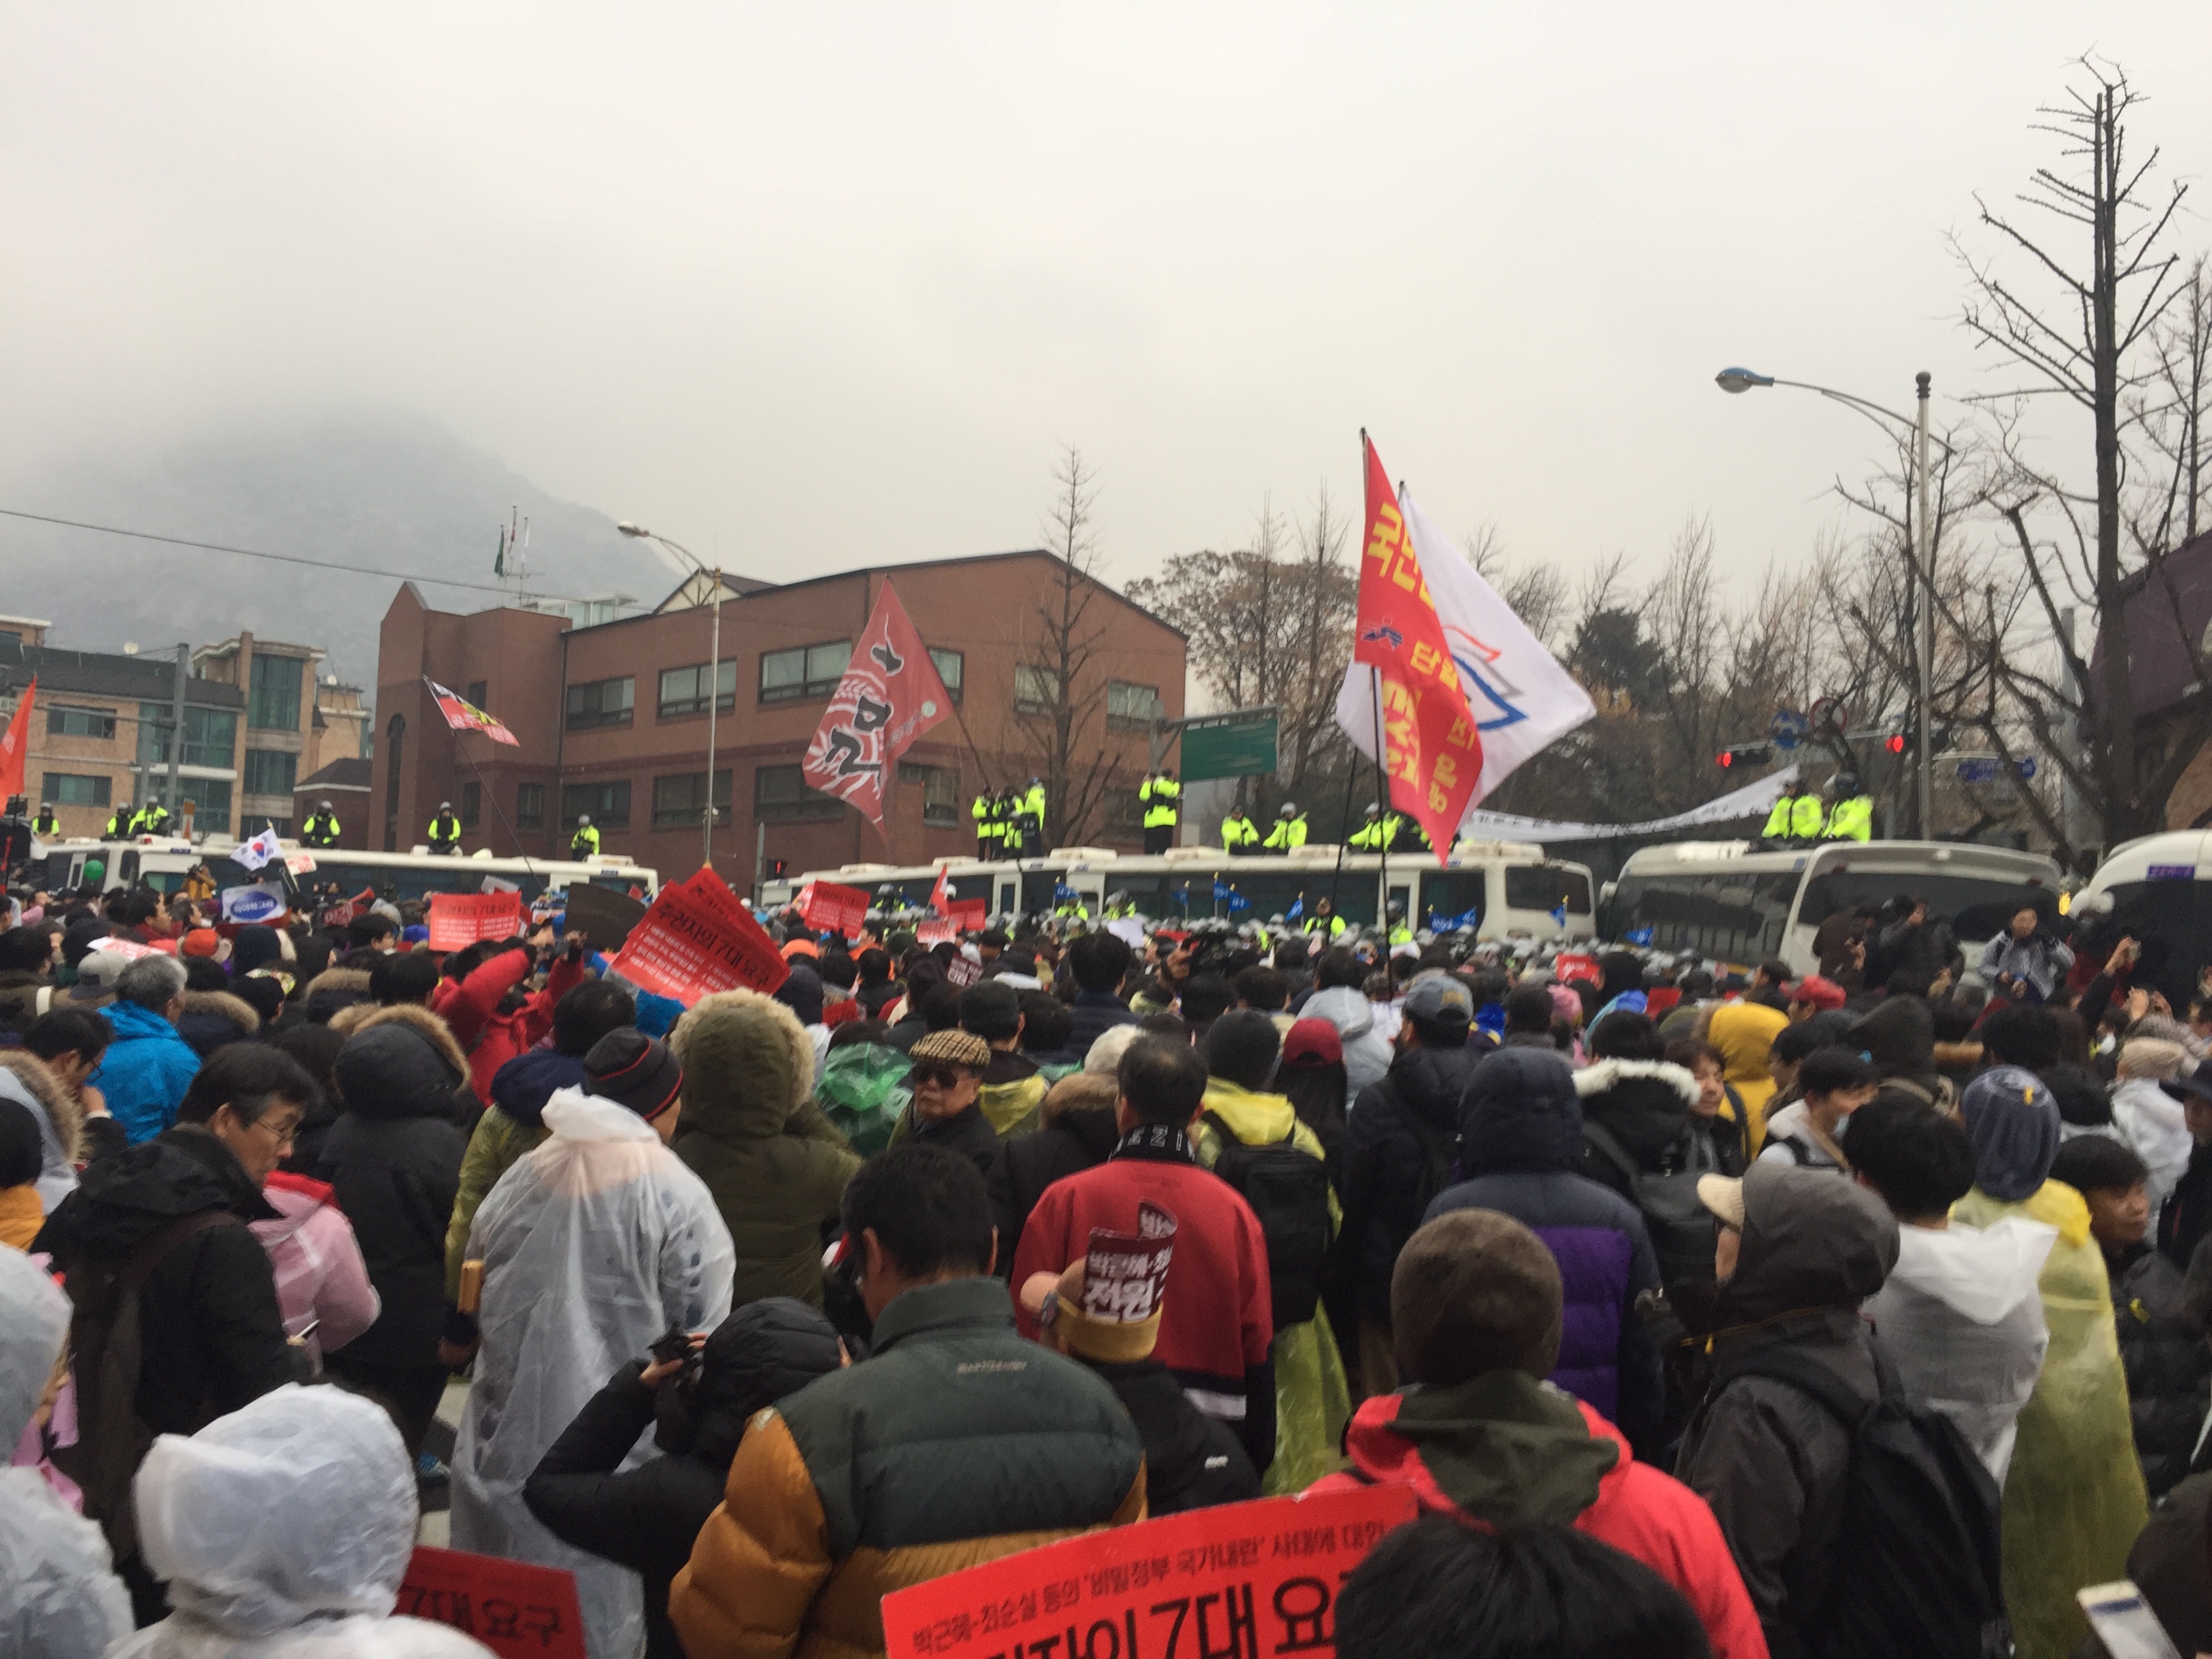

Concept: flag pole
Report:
left=1370, top=665, right=1390, bottom=937
left=460, top=740, right=539, bottom=886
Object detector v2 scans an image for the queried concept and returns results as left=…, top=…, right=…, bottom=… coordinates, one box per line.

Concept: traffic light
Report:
left=1885, top=731, right=1907, bottom=755
left=1717, top=742, right=1774, bottom=769
left=769, top=857, right=788, bottom=878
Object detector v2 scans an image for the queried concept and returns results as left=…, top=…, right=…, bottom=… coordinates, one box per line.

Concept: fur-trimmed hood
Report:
left=1572, top=1057, right=1699, bottom=1105
left=302, top=967, right=373, bottom=1001
left=179, top=989, right=260, bottom=1035
left=671, top=988, right=817, bottom=1142
left=1042, top=1071, right=1118, bottom=1126
left=0, top=1049, right=83, bottom=1168
left=327, top=1002, right=470, bottom=1083
left=1574, top=1056, right=1698, bottom=1169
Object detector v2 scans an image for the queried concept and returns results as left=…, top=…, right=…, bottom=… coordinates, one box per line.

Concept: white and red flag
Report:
left=425, top=678, right=520, bottom=747
left=802, top=581, right=954, bottom=839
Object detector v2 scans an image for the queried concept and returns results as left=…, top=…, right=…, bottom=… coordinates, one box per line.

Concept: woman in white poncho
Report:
left=449, top=1033, right=736, bottom=1659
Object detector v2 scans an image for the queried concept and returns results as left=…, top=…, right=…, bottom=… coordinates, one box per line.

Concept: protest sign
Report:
left=1106, top=918, right=1145, bottom=949
left=916, top=917, right=961, bottom=945
left=1553, top=951, right=1601, bottom=989
left=948, top=898, right=988, bottom=929
left=610, top=867, right=788, bottom=1002
left=945, top=954, right=982, bottom=987
left=798, top=879, right=872, bottom=939
left=394, top=1544, right=586, bottom=1659
left=219, top=880, right=290, bottom=925
left=480, top=874, right=520, bottom=895
left=560, top=882, right=650, bottom=954
left=881, top=1484, right=1417, bottom=1659
left=285, top=852, right=319, bottom=876
left=427, top=890, right=527, bottom=951
left=87, top=936, right=164, bottom=962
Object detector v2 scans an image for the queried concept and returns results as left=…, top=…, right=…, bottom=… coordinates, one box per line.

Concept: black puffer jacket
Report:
left=1087, top=1358, right=1258, bottom=1515
left=313, top=1019, right=470, bottom=1368
left=526, top=1298, right=845, bottom=1659
left=1336, top=1042, right=1481, bottom=1322
left=33, top=1126, right=294, bottom=1438
left=1572, top=1057, right=1699, bottom=1195
left=987, top=1074, right=1120, bottom=1275
left=2108, top=1241, right=2212, bottom=1500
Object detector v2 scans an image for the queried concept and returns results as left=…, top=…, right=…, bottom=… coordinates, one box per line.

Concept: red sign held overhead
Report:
left=880, top=1485, right=1417, bottom=1659
left=797, top=880, right=872, bottom=940
left=609, top=867, right=789, bottom=1002
left=426, top=890, right=527, bottom=952
left=393, top=1544, right=586, bottom=1659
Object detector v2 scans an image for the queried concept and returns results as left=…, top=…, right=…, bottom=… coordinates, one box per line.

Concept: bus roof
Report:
left=791, top=839, right=1557, bottom=886
left=1617, top=838, right=2062, bottom=885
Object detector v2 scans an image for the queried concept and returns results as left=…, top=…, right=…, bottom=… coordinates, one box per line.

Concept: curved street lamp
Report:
left=620, top=523, right=724, bottom=868
left=1715, top=366, right=1940, bottom=836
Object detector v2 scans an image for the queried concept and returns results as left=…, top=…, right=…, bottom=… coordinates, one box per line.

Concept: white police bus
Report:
left=2074, top=830, right=2212, bottom=1008
left=31, top=836, right=659, bottom=907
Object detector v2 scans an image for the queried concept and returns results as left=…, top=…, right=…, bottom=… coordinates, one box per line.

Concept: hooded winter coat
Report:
left=1300, top=985, right=1394, bottom=1107
left=173, top=989, right=260, bottom=1060
left=434, top=943, right=589, bottom=1102
left=976, top=1046, right=1047, bottom=1138
left=525, top=1298, right=845, bottom=1659
left=2104, top=1239, right=2212, bottom=1499
left=314, top=1018, right=472, bottom=1370
left=1064, top=988, right=1139, bottom=1061
left=1338, top=1041, right=1482, bottom=1324
left=0, top=1048, right=84, bottom=1212
left=91, top=998, right=202, bottom=1145
left=673, top=989, right=862, bottom=1310
left=441, top=1048, right=575, bottom=1322
left=1572, top=1057, right=1700, bottom=1195
left=1705, top=1000, right=1788, bottom=1149
left=1429, top=1046, right=1665, bottom=1454
left=987, top=1072, right=1121, bottom=1273
left=1309, top=1370, right=1764, bottom=1659
left=1675, top=1162, right=1900, bottom=1659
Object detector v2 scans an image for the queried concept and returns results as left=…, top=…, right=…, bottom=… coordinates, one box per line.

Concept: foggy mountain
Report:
left=0, top=413, right=676, bottom=691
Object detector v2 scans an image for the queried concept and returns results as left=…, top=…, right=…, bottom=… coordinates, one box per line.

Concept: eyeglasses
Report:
left=908, top=1065, right=964, bottom=1090
left=254, top=1115, right=301, bottom=1150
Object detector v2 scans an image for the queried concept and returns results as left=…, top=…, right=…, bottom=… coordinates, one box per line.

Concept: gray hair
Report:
left=115, top=954, right=188, bottom=1012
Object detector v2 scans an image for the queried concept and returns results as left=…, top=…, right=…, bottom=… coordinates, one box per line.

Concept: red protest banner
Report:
left=798, top=879, right=872, bottom=939
left=1553, top=951, right=1601, bottom=989
left=393, top=1544, right=586, bottom=1659
left=610, top=867, right=788, bottom=1002
left=426, top=890, right=526, bottom=951
left=801, top=579, right=955, bottom=839
left=881, top=1485, right=1416, bottom=1659
left=916, top=917, right=960, bottom=945
left=948, top=898, right=987, bottom=929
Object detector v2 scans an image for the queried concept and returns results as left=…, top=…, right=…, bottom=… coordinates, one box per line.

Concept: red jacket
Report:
left=1310, top=1389, right=1767, bottom=1659
left=1010, top=1151, right=1272, bottom=1414
left=435, top=947, right=587, bottom=1101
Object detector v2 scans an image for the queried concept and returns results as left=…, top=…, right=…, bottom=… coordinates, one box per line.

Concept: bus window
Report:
left=1610, top=870, right=1802, bottom=963
left=1796, top=871, right=2058, bottom=949
left=119, top=852, right=140, bottom=884
left=1420, top=872, right=1486, bottom=930
left=1021, top=872, right=1061, bottom=915
left=140, top=870, right=184, bottom=895
left=947, top=874, right=995, bottom=907
left=2071, top=879, right=2200, bottom=1010
left=1504, top=865, right=1592, bottom=915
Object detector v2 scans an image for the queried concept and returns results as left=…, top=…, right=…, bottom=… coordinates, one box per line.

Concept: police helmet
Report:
left=1837, top=774, right=1861, bottom=795
left=1279, top=802, right=1297, bottom=818
left=578, top=814, right=591, bottom=826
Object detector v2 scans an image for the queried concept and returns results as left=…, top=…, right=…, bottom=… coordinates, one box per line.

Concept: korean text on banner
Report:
left=1347, top=436, right=1483, bottom=859
left=394, top=1544, right=586, bottom=1659
left=802, top=579, right=955, bottom=838
left=425, top=678, right=521, bottom=747
left=945, top=954, right=982, bottom=988
left=798, top=880, right=872, bottom=939
left=219, top=880, right=291, bottom=925
left=1554, top=951, right=1601, bottom=989
left=881, top=1485, right=1417, bottom=1659
left=609, top=867, right=788, bottom=1002
left=426, top=890, right=526, bottom=951
left=916, top=918, right=961, bottom=945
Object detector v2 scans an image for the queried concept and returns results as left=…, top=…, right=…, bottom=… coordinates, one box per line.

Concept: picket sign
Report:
left=609, top=867, right=789, bottom=1002
left=393, top=1544, right=586, bottom=1659
left=426, top=890, right=527, bottom=951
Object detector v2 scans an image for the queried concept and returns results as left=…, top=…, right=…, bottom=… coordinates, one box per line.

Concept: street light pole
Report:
left=619, top=523, right=722, bottom=869
left=1715, top=365, right=1951, bottom=836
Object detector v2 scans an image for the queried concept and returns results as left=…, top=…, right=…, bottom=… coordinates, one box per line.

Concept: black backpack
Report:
left=1712, top=1345, right=2008, bottom=1659
left=1580, top=1120, right=1718, bottom=1288
left=1203, top=1111, right=1332, bottom=1330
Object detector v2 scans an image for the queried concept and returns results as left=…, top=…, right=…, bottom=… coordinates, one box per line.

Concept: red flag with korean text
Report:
left=802, top=581, right=954, bottom=840
left=1351, top=434, right=1484, bottom=860
left=0, top=676, right=33, bottom=804
left=425, top=678, right=520, bottom=747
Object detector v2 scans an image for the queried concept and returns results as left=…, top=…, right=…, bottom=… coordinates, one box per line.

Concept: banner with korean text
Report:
left=802, top=580, right=955, bottom=839
left=427, top=890, right=527, bottom=951
left=797, top=880, right=872, bottom=939
left=610, top=867, right=788, bottom=1002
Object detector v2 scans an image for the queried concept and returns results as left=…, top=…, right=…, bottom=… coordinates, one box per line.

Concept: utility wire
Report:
left=0, top=506, right=589, bottom=602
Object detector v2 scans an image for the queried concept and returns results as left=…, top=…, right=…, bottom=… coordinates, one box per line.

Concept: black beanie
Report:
left=585, top=1028, right=684, bottom=1121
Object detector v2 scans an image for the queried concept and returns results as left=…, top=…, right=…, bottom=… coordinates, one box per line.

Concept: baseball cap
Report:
left=70, top=950, right=131, bottom=1002
left=180, top=928, right=224, bottom=959
left=1280, top=1018, right=1344, bottom=1069
left=1403, top=975, right=1475, bottom=1033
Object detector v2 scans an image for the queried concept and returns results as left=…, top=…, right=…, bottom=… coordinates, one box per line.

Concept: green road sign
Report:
left=1179, top=713, right=1279, bottom=781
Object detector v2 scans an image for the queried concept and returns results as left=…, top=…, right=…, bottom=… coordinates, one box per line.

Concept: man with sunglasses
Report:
left=895, top=1030, right=1001, bottom=1176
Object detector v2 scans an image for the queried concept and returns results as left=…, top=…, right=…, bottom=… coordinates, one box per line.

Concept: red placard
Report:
left=881, top=1485, right=1417, bottom=1659
left=1553, top=951, right=1601, bottom=989
left=392, top=1544, right=586, bottom=1658
left=945, top=954, right=982, bottom=987
left=427, top=890, right=527, bottom=951
left=610, top=867, right=789, bottom=1002
left=916, top=918, right=961, bottom=945
left=1643, top=987, right=1681, bottom=1017
left=798, top=880, right=872, bottom=940
left=947, top=898, right=987, bottom=929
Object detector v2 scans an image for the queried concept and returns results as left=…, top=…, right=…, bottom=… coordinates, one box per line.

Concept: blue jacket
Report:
left=1429, top=1045, right=1664, bottom=1458
left=93, top=1000, right=203, bottom=1145
left=1064, top=989, right=1139, bottom=1063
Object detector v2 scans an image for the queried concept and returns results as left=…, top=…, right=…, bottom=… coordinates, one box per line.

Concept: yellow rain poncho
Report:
left=1706, top=1000, right=1788, bottom=1150
left=1195, top=1077, right=1351, bottom=1492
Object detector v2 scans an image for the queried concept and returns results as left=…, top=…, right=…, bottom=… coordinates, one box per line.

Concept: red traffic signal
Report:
left=1885, top=733, right=1907, bottom=754
left=1717, top=750, right=1734, bottom=768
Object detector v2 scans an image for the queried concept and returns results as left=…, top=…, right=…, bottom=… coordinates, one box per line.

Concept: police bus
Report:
left=1602, top=838, right=2064, bottom=975
left=31, top=836, right=659, bottom=907
left=2072, top=830, right=2212, bottom=1009
left=764, top=840, right=1598, bottom=943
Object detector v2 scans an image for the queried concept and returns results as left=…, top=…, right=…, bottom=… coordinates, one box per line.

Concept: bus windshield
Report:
left=1610, top=870, right=1803, bottom=963
left=1795, top=869, right=2057, bottom=945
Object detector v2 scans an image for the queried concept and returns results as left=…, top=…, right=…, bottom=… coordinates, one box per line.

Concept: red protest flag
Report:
left=0, top=676, right=34, bottom=804
left=928, top=865, right=951, bottom=916
left=1353, top=434, right=1484, bottom=859
left=802, top=580, right=954, bottom=838
left=425, top=678, right=520, bottom=747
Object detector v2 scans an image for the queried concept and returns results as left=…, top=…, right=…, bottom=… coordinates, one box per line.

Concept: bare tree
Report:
left=1008, top=445, right=1120, bottom=847
left=2133, top=253, right=2212, bottom=556
left=1464, top=525, right=1570, bottom=651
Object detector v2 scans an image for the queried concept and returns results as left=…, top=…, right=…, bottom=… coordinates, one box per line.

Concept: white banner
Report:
left=1459, top=764, right=1801, bottom=842
left=1336, top=487, right=1595, bottom=811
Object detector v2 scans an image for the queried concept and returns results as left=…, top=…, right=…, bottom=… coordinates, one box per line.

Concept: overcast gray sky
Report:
left=5, top=4, right=2210, bottom=602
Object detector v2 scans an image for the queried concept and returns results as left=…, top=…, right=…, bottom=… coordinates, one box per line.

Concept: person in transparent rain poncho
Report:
left=109, top=1383, right=491, bottom=1658
left=449, top=1040, right=737, bottom=1659
left=0, top=1243, right=132, bottom=1658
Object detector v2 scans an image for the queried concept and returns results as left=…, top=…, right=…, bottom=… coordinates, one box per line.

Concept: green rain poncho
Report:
left=813, top=1041, right=912, bottom=1156
left=1195, top=1078, right=1352, bottom=1492
left=1956, top=1064, right=2148, bottom=1659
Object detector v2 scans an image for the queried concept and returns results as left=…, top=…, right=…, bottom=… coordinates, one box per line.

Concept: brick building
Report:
left=369, top=552, right=1187, bottom=885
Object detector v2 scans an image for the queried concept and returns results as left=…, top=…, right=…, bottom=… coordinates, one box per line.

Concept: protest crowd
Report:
left=2, top=863, right=2207, bottom=1659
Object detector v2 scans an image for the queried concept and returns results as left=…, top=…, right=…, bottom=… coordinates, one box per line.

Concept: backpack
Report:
left=52, top=1209, right=241, bottom=1563
left=1580, top=1120, right=1718, bottom=1288
left=1712, top=1345, right=2008, bottom=1659
left=1203, top=1111, right=1332, bottom=1330
left=1383, top=1086, right=1461, bottom=1222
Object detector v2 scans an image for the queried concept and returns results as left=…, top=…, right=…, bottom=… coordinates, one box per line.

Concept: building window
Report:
left=560, top=781, right=630, bottom=830
left=754, top=763, right=844, bottom=822
left=653, top=769, right=733, bottom=828
left=466, top=680, right=489, bottom=710
left=47, top=705, right=117, bottom=740
left=1107, top=789, right=1145, bottom=830
left=138, top=705, right=237, bottom=769
left=1015, top=665, right=1056, bottom=716
left=565, top=676, right=635, bottom=731
left=460, top=781, right=481, bottom=831
left=516, top=783, right=545, bottom=833
left=928, top=648, right=964, bottom=705
left=190, top=780, right=232, bottom=838
left=657, top=661, right=737, bottom=718
left=897, top=761, right=960, bottom=827
left=241, top=749, right=298, bottom=797
left=42, top=773, right=110, bottom=806
left=249, top=654, right=304, bottom=731
left=1107, top=680, right=1162, bottom=731
left=759, top=640, right=851, bottom=704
